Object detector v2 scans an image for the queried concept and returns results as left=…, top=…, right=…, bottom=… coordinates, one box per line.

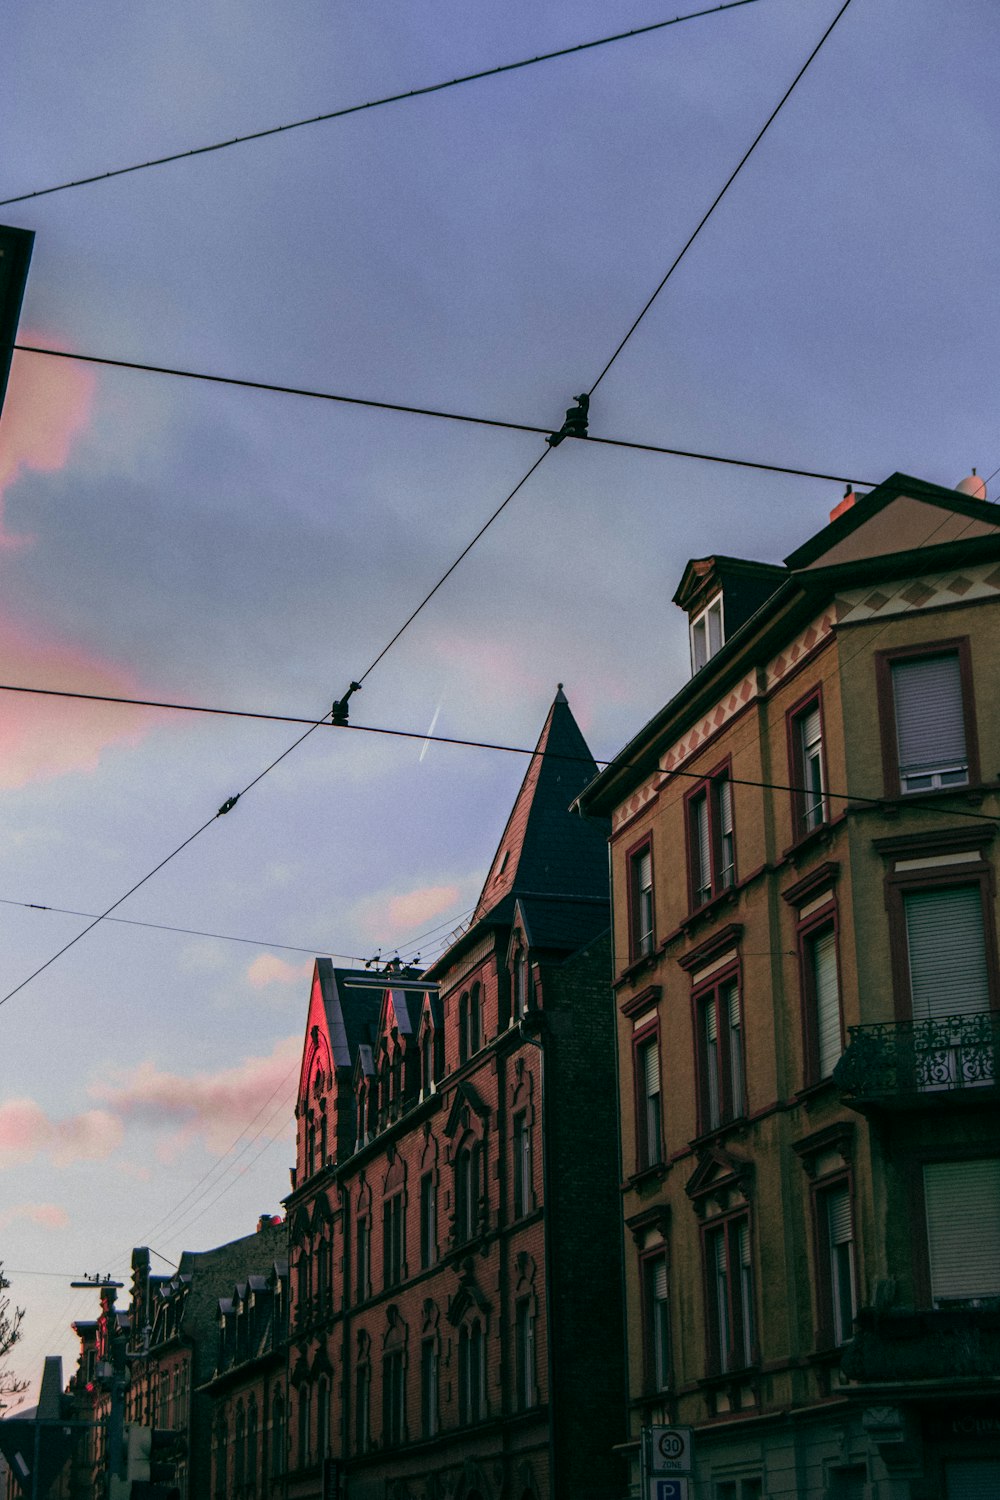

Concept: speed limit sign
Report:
left=650, top=1426, right=693, bottom=1474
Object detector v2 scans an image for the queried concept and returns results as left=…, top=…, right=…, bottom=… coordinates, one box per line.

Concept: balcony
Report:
left=843, top=1306, right=1000, bottom=1384
left=834, top=1011, right=999, bottom=1109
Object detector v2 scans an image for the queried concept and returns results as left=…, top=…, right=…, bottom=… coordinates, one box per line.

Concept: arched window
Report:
left=455, top=1144, right=481, bottom=1244
left=270, top=1389, right=286, bottom=1477
left=470, top=983, right=483, bottom=1053
left=514, top=949, right=529, bottom=1020
left=213, top=1414, right=228, bottom=1499
left=458, top=1320, right=486, bottom=1424
left=459, top=992, right=470, bottom=1062
left=298, top=1384, right=311, bottom=1468
left=316, top=1374, right=330, bottom=1459
left=234, top=1404, right=246, bottom=1492
left=246, top=1399, right=258, bottom=1493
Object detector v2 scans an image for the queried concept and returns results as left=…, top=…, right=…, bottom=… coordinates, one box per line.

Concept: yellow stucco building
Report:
left=580, top=472, right=1000, bottom=1500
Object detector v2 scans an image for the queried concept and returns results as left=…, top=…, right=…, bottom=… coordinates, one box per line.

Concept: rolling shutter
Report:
left=924, top=1159, right=1000, bottom=1302
left=812, top=927, right=842, bottom=1075
left=892, top=654, right=967, bottom=777
left=905, top=887, right=989, bottom=1019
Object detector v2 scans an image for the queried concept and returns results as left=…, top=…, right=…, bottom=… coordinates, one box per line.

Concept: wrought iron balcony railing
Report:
left=834, top=1011, right=999, bottom=1105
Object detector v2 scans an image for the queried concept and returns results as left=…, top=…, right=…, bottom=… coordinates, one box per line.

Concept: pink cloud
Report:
left=387, top=884, right=461, bottom=931
left=93, top=1037, right=301, bottom=1157
left=246, top=954, right=313, bottom=989
left=352, top=881, right=464, bottom=946
left=0, top=331, right=96, bottom=547
left=0, top=1202, right=69, bottom=1231
left=0, top=1097, right=123, bottom=1167
left=0, top=616, right=153, bottom=787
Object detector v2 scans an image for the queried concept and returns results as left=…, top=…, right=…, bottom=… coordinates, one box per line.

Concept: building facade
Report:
left=579, top=474, right=1000, bottom=1498
left=278, top=689, right=626, bottom=1500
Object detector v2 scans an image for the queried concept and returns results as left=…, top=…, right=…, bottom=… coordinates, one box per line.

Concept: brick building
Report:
left=280, top=688, right=625, bottom=1500
left=69, top=1218, right=286, bottom=1500
left=578, top=473, right=1000, bottom=1498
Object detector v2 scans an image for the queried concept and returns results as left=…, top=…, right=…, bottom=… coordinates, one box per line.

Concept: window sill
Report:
left=615, top=950, right=660, bottom=988
left=688, top=1114, right=750, bottom=1152
left=793, top=1076, right=840, bottom=1108
left=626, top=1161, right=669, bottom=1191
left=781, top=814, right=844, bottom=865
left=682, top=885, right=740, bottom=933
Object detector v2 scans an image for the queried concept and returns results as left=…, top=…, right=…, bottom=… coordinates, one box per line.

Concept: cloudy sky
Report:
left=2, top=0, right=998, bottom=1403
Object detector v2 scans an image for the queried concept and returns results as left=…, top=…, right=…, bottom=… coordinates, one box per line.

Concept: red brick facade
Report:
left=283, top=690, right=626, bottom=1500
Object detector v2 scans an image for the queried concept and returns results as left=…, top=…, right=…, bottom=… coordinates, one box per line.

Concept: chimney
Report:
left=829, top=484, right=857, bottom=523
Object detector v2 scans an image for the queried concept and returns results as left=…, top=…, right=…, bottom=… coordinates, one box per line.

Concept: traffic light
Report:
left=126, top=1425, right=185, bottom=1499
left=0, top=224, right=33, bottom=420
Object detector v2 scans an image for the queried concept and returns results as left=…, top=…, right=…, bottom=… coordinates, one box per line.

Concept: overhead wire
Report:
left=0, top=0, right=855, bottom=1011
left=10, top=344, right=874, bottom=489
left=0, top=1, right=763, bottom=208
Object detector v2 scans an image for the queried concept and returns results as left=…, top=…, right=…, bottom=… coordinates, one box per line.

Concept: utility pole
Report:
left=71, top=1274, right=126, bottom=1500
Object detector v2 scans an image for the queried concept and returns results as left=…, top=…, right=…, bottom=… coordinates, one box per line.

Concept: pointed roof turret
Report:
left=471, top=685, right=608, bottom=924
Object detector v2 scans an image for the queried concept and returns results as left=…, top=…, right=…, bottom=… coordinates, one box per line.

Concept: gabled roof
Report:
left=297, top=960, right=382, bottom=1103
left=786, top=471, right=1000, bottom=574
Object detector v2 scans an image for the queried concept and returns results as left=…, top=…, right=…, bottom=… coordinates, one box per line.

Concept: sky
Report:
left=1, top=0, right=999, bottom=1406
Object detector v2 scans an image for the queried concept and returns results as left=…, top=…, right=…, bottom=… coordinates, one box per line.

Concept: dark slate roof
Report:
left=514, top=894, right=609, bottom=955
left=317, top=960, right=382, bottom=1071
left=425, top=690, right=609, bottom=978
left=471, top=688, right=609, bottom=922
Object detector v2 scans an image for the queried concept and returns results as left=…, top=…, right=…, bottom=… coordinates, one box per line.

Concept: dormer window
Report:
left=690, top=594, right=723, bottom=674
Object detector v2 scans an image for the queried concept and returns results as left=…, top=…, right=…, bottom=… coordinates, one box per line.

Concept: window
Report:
left=513, top=949, right=530, bottom=1020
left=471, top=983, right=482, bottom=1052
left=688, top=771, right=735, bottom=910
left=383, top=1193, right=404, bottom=1288
left=420, top=1173, right=437, bottom=1269
left=247, top=1399, right=258, bottom=1490
left=802, top=922, right=843, bottom=1083
left=355, top=1362, right=370, bottom=1453
left=696, top=976, right=745, bottom=1133
left=315, top=1376, right=329, bottom=1460
left=383, top=1350, right=405, bottom=1446
left=691, top=593, right=724, bottom=673
left=904, top=885, right=993, bottom=1088
left=459, top=991, right=470, bottom=1062
left=816, top=1181, right=856, bottom=1346
left=715, top=1482, right=763, bottom=1500
left=297, top=1385, right=311, bottom=1468
left=643, top=1253, right=670, bottom=1391
left=634, top=1031, right=663, bottom=1169
left=270, top=1391, right=286, bottom=1477
left=628, top=841, right=655, bottom=960
left=458, top=1322, right=485, bottom=1424
left=213, top=1416, right=228, bottom=1499
left=878, top=642, right=977, bottom=794
left=235, top=1405, right=246, bottom=1492
left=923, top=1159, right=1000, bottom=1307
left=421, top=1028, right=435, bottom=1095
left=455, top=1145, right=481, bottom=1243
left=789, top=692, right=827, bottom=836
left=356, top=1217, right=370, bottom=1302
left=515, top=1299, right=536, bottom=1409
left=704, top=1215, right=755, bottom=1373
left=513, top=1112, right=532, bottom=1216
left=421, top=1339, right=439, bottom=1437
